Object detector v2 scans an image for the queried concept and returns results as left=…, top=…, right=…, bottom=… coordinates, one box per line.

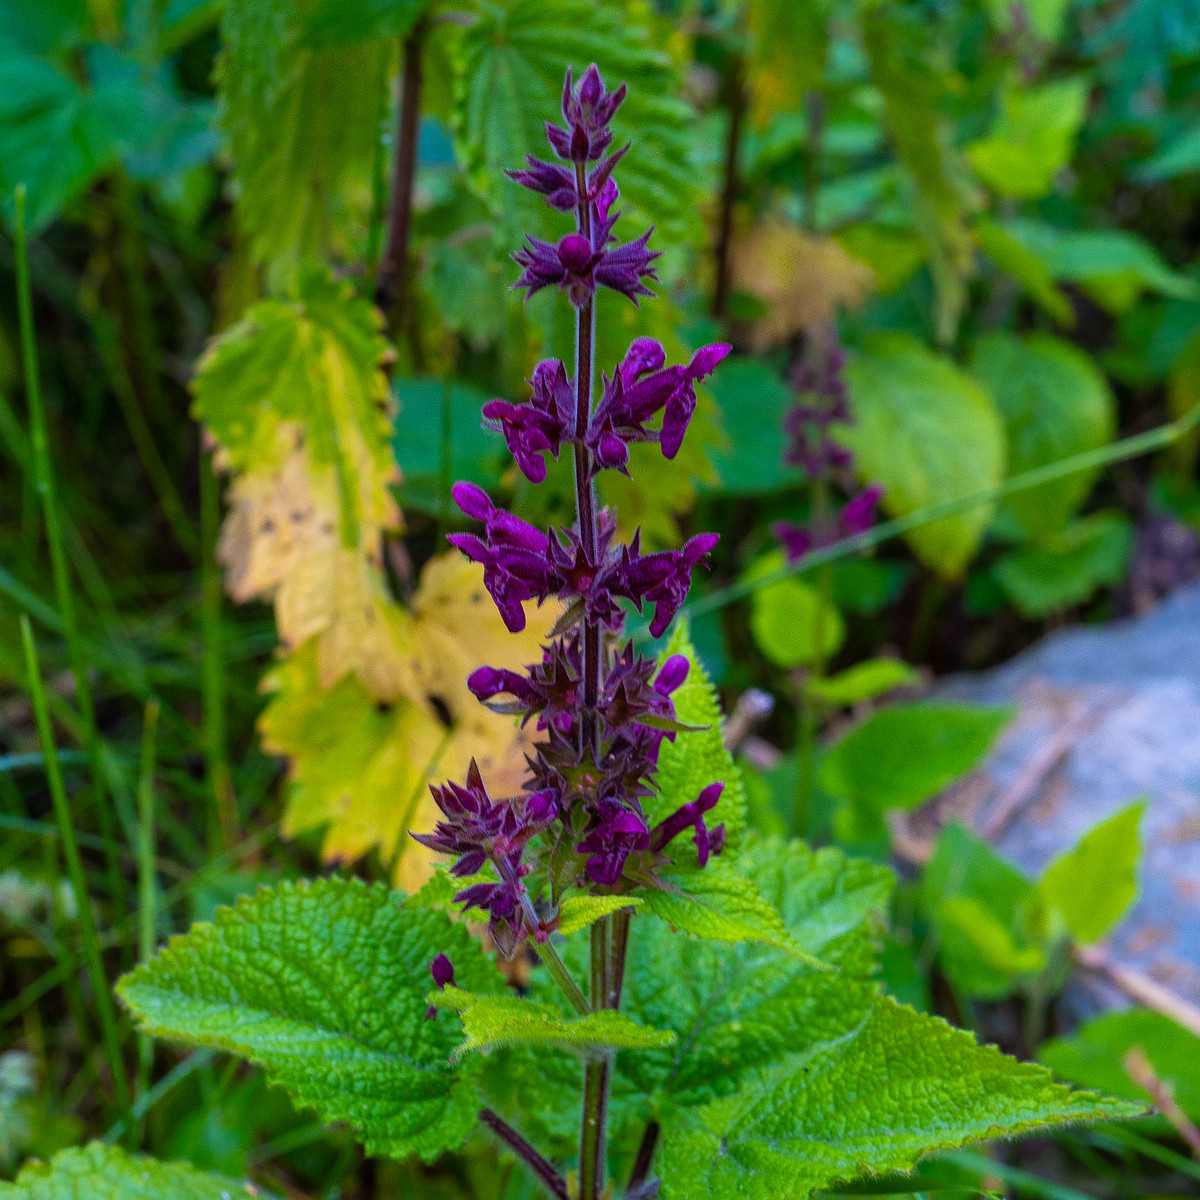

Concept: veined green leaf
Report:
left=1037, top=801, right=1145, bottom=945
left=432, top=987, right=674, bottom=1061
left=659, top=997, right=1143, bottom=1199
left=843, top=334, right=1006, bottom=579
left=649, top=622, right=746, bottom=855
left=0, top=1142, right=275, bottom=1200
left=117, top=878, right=499, bottom=1161
left=557, top=895, right=642, bottom=936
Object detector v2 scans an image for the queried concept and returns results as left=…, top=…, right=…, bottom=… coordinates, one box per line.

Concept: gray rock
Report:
left=938, top=583, right=1200, bottom=1012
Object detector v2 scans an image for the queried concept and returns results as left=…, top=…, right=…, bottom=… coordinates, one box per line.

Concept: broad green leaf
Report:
left=972, top=332, right=1115, bottom=539
left=0, top=1142, right=274, bottom=1200
left=1040, top=1008, right=1200, bottom=1123
left=649, top=623, right=747, bottom=853
left=1000, top=219, right=1199, bottom=312
left=992, top=513, right=1133, bottom=617
left=301, top=0, right=427, bottom=45
left=0, top=50, right=116, bottom=230
left=1037, top=802, right=1145, bottom=945
left=936, top=896, right=1048, bottom=991
left=808, top=658, right=919, bottom=707
left=1137, top=123, right=1200, bottom=182
left=218, top=0, right=388, bottom=282
left=704, top=359, right=792, bottom=496
left=117, top=878, right=499, bottom=1160
left=746, top=552, right=846, bottom=670
left=658, top=996, right=1142, bottom=1200
left=557, top=895, right=642, bottom=936
left=642, top=862, right=825, bottom=966
left=391, top=377, right=509, bottom=515
left=967, top=78, right=1088, bottom=200
left=431, top=987, right=674, bottom=1061
left=843, top=335, right=1006, bottom=579
left=820, top=704, right=1012, bottom=843
left=973, top=218, right=1073, bottom=326
left=454, top=0, right=699, bottom=244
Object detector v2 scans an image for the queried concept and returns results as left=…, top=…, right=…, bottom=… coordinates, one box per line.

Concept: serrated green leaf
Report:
left=745, top=552, right=846, bottom=670
left=432, top=987, right=674, bottom=1061
left=403, top=864, right=498, bottom=911
left=808, top=658, right=919, bottom=707
left=967, top=77, right=1088, bottom=200
left=820, top=704, right=1013, bottom=843
left=992, top=513, right=1133, bottom=617
left=659, top=996, right=1142, bottom=1200
left=643, top=862, right=825, bottom=967
left=117, top=877, right=499, bottom=1161
left=218, top=0, right=388, bottom=283
left=1040, top=1008, right=1200, bottom=1123
left=0, top=1142, right=275, bottom=1200
left=649, top=622, right=746, bottom=855
left=843, top=335, right=1006, bottom=579
left=557, top=895, right=642, bottom=936
left=972, top=333, right=1115, bottom=539
left=1037, top=801, right=1145, bottom=945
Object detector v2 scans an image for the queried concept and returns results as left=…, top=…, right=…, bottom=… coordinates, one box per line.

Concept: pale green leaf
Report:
left=808, top=658, right=919, bottom=707
left=659, top=996, right=1142, bottom=1200
left=117, top=878, right=498, bottom=1161
left=218, top=0, right=388, bottom=283
left=1037, top=801, right=1146, bottom=945
left=432, top=987, right=674, bottom=1061
left=1040, top=1008, right=1200, bottom=1123
left=557, top=895, right=642, bottom=936
left=642, top=862, right=825, bottom=967
left=992, top=513, right=1133, bottom=618
left=843, top=335, right=1006, bottom=579
left=0, top=1143, right=274, bottom=1200
left=821, top=705, right=1012, bottom=843
left=967, top=78, right=1089, bottom=200
left=746, top=552, right=845, bottom=670
left=936, top=896, right=1048, bottom=988
left=648, top=622, right=747, bottom=853
left=972, top=332, right=1115, bottom=538
left=974, top=218, right=1074, bottom=326
left=835, top=223, right=928, bottom=296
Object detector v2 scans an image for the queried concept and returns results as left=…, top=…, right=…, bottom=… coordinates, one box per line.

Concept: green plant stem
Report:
left=20, top=616, right=132, bottom=1123
left=135, top=698, right=159, bottom=1118
left=15, top=185, right=130, bottom=925
left=200, top=450, right=236, bottom=851
left=531, top=926, right=590, bottom=1016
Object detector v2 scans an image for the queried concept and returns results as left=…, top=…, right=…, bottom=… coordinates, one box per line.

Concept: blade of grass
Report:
left=15, top=185, right=130, bottom=924
left=136, top=698, right=160, bottom=1118
left=104, top=1049, right=215, bottom=1144
left=20, top=615, right=132, bottom=1123
left=200, top=449, right=237, bottom=851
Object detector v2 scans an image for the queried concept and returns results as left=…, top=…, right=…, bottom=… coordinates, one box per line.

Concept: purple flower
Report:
left=469, top=640, right=581, bottom=735
left=454, top=877, right=526, bottom=959
left=650, top=782, right=725, bottom=868
left=616, top=531, right=720, bottom=638
left=482, top=359, right=574, bottom=483
left=544, top=64, right=627, bottom=163
left=840, top=484, right=883, bottom=537
left=772, top=484, right=884, bottom=564
left=513, top=226, right=660, bottom=308
left=508, top=144, right=628, bottom=212
left=425, top=953, right=455, bottom=1020
left=578, top=806, right=650, bottom=886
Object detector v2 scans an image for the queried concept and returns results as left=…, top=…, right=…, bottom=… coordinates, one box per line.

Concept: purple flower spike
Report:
left=578, top=808, right=650, bottom=886
left=425, top=953, right=456, bottom=1020
left=617, top=532, right=720, bottom=638
left=840, top=484, right=884, bottom=537
left=482, top=357, right=573, bottom=483
left=650, top=781, right=725, bottom=867
left=513, top=228, right=659, bottom=308
left=544, top=64, right=627, bottom=163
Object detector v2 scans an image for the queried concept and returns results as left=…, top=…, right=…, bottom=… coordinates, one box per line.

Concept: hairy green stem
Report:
left=15, top=186, right=130, bottom=926
left=20, top=617, right=132, bottom=1123
left=531, top=925, right=590, bottom=1017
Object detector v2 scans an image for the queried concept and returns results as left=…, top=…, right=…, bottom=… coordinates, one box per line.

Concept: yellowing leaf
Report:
left=731, top=223, right=873, bottom=349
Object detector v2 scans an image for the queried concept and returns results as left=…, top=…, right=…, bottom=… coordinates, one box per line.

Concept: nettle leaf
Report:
left=820, top=704, right=1013, bottom=843
left=117, top=878, right=500, bottom=1160
left=432, top=988, right=674, bottom=1061
left=454, top=0, right=699, bottom=243
left=0, top=1142, right=275, bottom=1200
left=972, top=332, right=1115, bottom=539
left=1037, top=801, right=1146, bottom=945
left=557, top=895, right=643, bottom=936
left=218, top=0, right=389, bottom=281
left=642, top=862, right=824, bottom=966
left=967, top=77, right=1089, bottom=200
left=658, top=996, right=1141, bottom=1200
left=843, top=335, right=1006, bottom=580
left=301, top=0, right=428, bottom=46
left=648, top=622, right=747, bottom=853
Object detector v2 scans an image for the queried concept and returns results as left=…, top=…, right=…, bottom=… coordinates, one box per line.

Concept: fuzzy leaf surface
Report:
left=557, top=896, right=643, bottom=936
left=0, top=1143, right=275, bottom=1200
left=659, top=997, right=1142, bottom=1199
left=117, top=878, right=499, bottom=1160
left=432, top=988, right=674, bottom=1061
